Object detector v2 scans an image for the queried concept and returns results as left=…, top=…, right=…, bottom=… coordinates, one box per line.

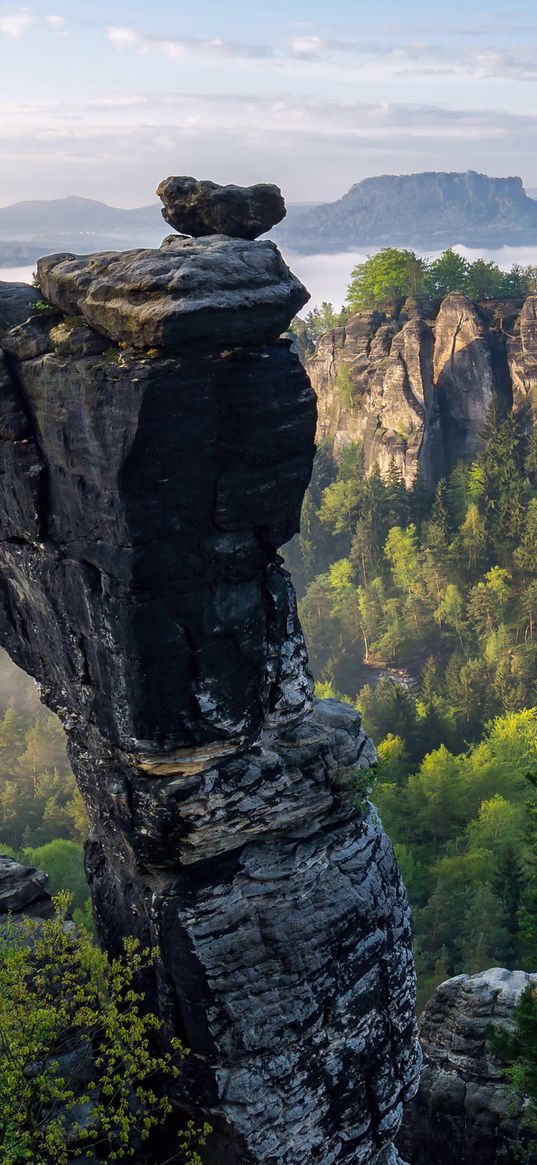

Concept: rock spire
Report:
left=0, top=178, right=420, bottom=1164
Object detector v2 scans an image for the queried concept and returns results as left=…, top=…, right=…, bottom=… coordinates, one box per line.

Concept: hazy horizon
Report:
left=3, top=0, right=537, bottom=207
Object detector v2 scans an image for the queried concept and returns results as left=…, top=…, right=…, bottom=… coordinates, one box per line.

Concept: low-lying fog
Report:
left=5, top=243, right=537, bottom=316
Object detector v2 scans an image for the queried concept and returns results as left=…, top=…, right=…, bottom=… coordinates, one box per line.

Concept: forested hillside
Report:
left=0, top=656, right=90, bottom=925
left=285, top=401, right=537, bottom=1005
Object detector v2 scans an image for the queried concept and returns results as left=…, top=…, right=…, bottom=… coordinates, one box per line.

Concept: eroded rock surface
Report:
left=0, top=211, right=420, bottom=1164
left=399, top=968, right=537, bottom=1165
left=308, top=292, right=532, bottom=487
left=37, top=235, right=308, bottom=349
left=157, top=176, right=286, bottom=239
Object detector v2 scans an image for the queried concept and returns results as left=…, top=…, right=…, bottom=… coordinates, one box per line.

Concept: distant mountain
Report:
left=0, top=195, right=164, bottom=267
left=272, top=171, right=537, bottom=253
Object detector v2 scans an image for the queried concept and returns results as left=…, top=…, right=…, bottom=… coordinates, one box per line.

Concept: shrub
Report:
left=0, top=894, right=210, bottom=1164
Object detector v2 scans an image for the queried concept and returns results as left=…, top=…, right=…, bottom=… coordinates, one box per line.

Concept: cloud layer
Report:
left=1, top=6, right=537, bottom=204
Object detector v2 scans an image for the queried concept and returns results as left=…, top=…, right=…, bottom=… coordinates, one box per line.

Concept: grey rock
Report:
left=507, top=293, right=537, bottom=426
left=0, top=281, right=42, bottom=337
left=36, top=235, right=309, bottom=349
left=157, top=175, right=286, bottom=239
left=398, top=967, right=537, bottom=1165
left=274, top=170, right=537, bottom=252
left=306, top=291, right=524, bottom=489
left=0, top=250, right=420, bottom=1164
left=0, top=853, right=53, bottom=915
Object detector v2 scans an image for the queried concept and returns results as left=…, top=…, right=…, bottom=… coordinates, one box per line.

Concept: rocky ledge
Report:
left=0, top=177, right=420, bottom=1164
left=399, top=967, right=537, bottom=1165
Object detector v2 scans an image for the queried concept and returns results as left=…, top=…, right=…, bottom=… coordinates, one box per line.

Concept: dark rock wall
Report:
left=0, top=242, right=420, bottom=1164
left=308, top=292, right=531, bottom=487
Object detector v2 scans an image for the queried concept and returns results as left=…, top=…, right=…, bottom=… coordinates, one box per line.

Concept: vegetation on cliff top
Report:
left=346, top=247, right=537, bottom=311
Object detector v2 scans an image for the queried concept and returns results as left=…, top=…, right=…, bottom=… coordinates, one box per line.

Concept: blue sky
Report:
left=1, top=0, right=537, bottom=206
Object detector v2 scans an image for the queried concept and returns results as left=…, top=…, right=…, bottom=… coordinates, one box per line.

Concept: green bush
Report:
left=0, top=894, right=210, bottom=1164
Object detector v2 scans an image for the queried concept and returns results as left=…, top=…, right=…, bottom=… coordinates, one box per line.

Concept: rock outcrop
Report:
left=157, top=176, right=286, bottom=239
left=398, top=968, right=537, bottom=1165
left=0, top=852, right=54, bottom=917
left=0, top=183, right=420, bottom=1164
left=307, top=292, right=531, bottom=486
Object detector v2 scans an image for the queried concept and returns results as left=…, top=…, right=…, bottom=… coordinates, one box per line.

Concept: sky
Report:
left=2, top=0, right=537, bottom=207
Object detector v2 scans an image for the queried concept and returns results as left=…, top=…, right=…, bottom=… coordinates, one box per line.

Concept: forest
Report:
left=1, top=395, right=536, bottom=1009
left=285, top=401, right=537, bottom=1006
left=0, top=664, right=91, bottom=929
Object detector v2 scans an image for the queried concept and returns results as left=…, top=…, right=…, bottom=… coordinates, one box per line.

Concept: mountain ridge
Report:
left=273, top=170, right=537, bottom=252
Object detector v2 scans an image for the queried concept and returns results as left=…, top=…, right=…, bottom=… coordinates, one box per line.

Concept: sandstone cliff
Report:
left=307, top=292, right=534, bottom=486
left=399, top=968, right=537, bottom=1165
left=0, top=181, right=420, bottom=1164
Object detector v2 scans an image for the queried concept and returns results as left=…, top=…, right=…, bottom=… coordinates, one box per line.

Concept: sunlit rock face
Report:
left=307, top=292, right=537, bottom=488
left=0, top=187, right=420, bottom=1165
left=398, top=968, right=537, bottom=1165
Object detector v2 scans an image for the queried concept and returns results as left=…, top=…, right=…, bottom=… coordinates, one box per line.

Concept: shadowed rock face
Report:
left=0, top=209, right=420, bottom=1164
left=399, top=968, right=537, bottom=1165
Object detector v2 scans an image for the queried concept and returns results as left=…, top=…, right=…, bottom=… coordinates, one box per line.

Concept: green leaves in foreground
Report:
left=0, top=893, right=210, bottom=1164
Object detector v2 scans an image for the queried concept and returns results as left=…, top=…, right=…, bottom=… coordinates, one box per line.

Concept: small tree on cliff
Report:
left=0, top=894, right=210, bottom=1164
left=346, top=248, right=427, bottom=311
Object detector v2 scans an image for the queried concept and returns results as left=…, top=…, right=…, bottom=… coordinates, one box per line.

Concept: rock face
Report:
left=0, top=206, right=420, bottom=1164
left=274, top=170, right=537, bottom=252
left=0, top=852, right=54, bottom=917
left=307, top=292, right=530, bottom=487
left=157, top=176, right=286, bottom=239
left=399, top=968, right=537, bottom=1165
left=37, top=234, right=308, bottom=348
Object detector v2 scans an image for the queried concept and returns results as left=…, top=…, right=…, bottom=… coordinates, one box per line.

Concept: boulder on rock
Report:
left=156, top=175, right=286, bottom=239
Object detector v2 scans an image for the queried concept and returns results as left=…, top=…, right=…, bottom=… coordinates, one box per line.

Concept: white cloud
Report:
left=106, top=25, right=273, bottom=63
left=0, top=7, right=33, bottom=37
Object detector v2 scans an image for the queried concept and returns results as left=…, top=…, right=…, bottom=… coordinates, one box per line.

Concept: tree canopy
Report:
left=345, top=247, right=537, bottom=311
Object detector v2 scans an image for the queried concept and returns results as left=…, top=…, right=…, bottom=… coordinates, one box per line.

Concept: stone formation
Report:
left=0, top=177, right=420, bottom=1164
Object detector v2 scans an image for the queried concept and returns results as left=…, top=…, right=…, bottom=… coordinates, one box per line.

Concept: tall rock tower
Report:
left=0, top=178, right=420, bottom=1164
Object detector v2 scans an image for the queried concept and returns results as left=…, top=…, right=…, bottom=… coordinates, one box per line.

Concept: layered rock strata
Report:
left=399, top=968, right=537, bottom=1165
left=0, top=207, right=420, bottom=1163
left=307, top=292, right=533, bottom=487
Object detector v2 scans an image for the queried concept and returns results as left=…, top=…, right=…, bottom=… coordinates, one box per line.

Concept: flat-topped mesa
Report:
left=156, top=175, right=287, bottom=239
left=0, top=180, right=420, bottom=1165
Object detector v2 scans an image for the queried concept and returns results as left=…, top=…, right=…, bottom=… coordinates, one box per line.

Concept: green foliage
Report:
left=335, top=363, right=355, bottom=409
left=345, top=247, right=537, bottom=312
left=346, top=248, right=427, bottom=311
left=22, top=840, right=88, bottom=912
left=289, top=302, right=348, bottom=356
left=0, top=894, right=211, bottom=1164
left=288, top=397, right=537, bottom=1007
